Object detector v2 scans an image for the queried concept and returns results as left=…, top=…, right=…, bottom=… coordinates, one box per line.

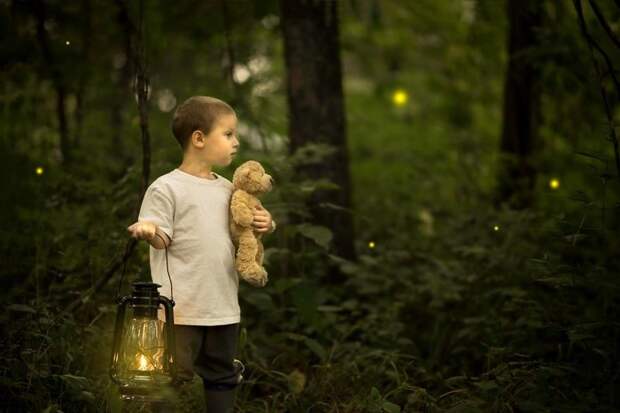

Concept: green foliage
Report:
left=2, top=0, right=620, bottom=412
left=0, top=302, right=110, bottom=411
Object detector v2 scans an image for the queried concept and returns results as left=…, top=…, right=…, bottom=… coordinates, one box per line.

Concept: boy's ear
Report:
left=190, top=130, right=206, bottom=147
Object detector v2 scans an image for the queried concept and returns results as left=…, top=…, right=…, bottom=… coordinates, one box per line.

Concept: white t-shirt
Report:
left=138, top=168, right=240, bottom=326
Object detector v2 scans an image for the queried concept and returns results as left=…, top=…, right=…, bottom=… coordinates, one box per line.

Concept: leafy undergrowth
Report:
left=227, top=203, right=618, bottom=412
left=1, top=170, right=618, bottom=412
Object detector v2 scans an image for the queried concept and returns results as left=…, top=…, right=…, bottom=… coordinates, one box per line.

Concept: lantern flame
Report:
left=137, top=354, right=151, bottom=371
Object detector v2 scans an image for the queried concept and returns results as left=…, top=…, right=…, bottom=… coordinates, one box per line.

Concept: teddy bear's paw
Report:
left=238, top=266, right=264, bottom=286
left=256, top=276, right=268, bottom=288
left=241, top=267, right=268, bottom=287
left=242, top=275, right=264, bottom=288
left=251, top=277, right=267, bottom=288
left=256, top=268, right=268, bottom=287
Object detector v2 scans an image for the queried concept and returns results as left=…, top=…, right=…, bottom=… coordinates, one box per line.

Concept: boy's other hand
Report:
left=127, top=221, right=157, bottom=241
left=252, top=205, right=273, bottom=233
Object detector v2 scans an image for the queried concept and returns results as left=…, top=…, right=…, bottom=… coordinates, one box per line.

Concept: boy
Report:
left=127, top=96, right=275, bottom=412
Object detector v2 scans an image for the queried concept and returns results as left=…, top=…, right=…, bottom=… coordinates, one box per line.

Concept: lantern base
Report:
left=118, top=382, right=176, bottom=403
left=119, top=397, right=176, bottom=413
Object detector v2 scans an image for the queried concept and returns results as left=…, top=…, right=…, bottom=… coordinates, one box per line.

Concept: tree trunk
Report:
left=280, top=0, right=357, bottom=281
left=494, top=0, right=543, bottom=209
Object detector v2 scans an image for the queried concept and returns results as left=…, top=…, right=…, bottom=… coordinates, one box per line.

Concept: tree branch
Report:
left=588, top=1, right=620, bottom=52
left=573, top=0, right=620, bottom=188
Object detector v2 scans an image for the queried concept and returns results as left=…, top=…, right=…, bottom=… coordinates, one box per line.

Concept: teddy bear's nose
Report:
left=269, top=177, right=274, bottom=185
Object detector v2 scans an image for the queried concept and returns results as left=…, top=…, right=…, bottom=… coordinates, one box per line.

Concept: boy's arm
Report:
left=136, top=185, right=175, bottom=248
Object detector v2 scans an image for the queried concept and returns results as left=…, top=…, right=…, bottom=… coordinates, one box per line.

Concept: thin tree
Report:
left=64, top=0, right=150, bottom=313
left=33, top=0, right=72, bottom=167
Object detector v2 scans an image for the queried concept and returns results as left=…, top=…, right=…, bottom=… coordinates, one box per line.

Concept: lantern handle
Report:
left=155, top=232, right=174, bottom=303
left=109, top=295, right=132, bottom=384
left=116, top=238, right=133, bottom=301
left=117, top=232, right=174, bottom=302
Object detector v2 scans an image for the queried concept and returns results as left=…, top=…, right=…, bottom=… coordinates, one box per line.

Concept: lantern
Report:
left=110, top=282, right=176, bottom=402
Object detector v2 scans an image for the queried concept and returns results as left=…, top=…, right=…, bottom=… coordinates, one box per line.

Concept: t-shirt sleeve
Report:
left=138, top=185, right=174, bottom=242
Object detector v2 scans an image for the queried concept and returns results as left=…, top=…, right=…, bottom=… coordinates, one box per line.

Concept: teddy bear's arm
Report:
left=231, top=191, right=254, bottom=227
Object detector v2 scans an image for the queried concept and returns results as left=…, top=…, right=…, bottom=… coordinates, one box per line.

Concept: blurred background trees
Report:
left=1, top=0, right=619, bottom=411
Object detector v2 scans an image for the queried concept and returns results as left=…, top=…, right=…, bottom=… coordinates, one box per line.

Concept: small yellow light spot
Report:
left=35, top=167, right=44, bottom=175
left=392, top=89, right=408, bottom=106
left=549, top=178, right=560, bottom=190
left=65, top=40, right=70, bottom=46
left=368, top=241, right=375, bottom=248
left=493, top=225, right=499, bottom=231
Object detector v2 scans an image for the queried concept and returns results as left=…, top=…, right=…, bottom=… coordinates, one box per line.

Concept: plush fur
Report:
left=229, top=160, right=273, bottom=287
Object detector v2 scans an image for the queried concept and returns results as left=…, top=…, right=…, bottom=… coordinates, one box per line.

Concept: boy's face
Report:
left=196, top=112, right=239, bottom=166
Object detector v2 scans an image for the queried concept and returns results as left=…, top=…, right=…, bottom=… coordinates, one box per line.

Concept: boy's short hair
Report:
left=171, top=96, right=235, bottom=151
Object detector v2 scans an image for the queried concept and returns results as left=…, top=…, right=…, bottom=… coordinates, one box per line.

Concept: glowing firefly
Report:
left=65, top=40, right=70, bottom=46
left=493, top=225, right=499, bottom=231
left=35, top=166, right=44, bottom=175
left=368, top=241, right=375, bottom=249
left=549, top=178, right=560, bottom=190
left=392, top=89, right=408, bottom=106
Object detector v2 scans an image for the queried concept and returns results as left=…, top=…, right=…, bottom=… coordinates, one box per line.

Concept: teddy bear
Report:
left=229, top=160, right=274, bottom=287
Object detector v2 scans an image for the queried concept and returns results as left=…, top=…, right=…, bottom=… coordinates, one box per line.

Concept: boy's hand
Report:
left=127, top=221, right=158, bottom=241
left=252, top=205, right=274, bottom=233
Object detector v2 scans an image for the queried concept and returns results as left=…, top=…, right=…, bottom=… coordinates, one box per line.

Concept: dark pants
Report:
left=170, top=322, right=242, bottom=413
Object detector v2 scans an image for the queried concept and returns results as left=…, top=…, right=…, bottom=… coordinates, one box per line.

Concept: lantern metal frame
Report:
left=109, top=281, right=177, bottom=401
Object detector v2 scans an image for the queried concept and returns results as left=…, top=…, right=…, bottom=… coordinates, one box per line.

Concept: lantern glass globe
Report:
left=117, top=316, right=170, bottom=386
